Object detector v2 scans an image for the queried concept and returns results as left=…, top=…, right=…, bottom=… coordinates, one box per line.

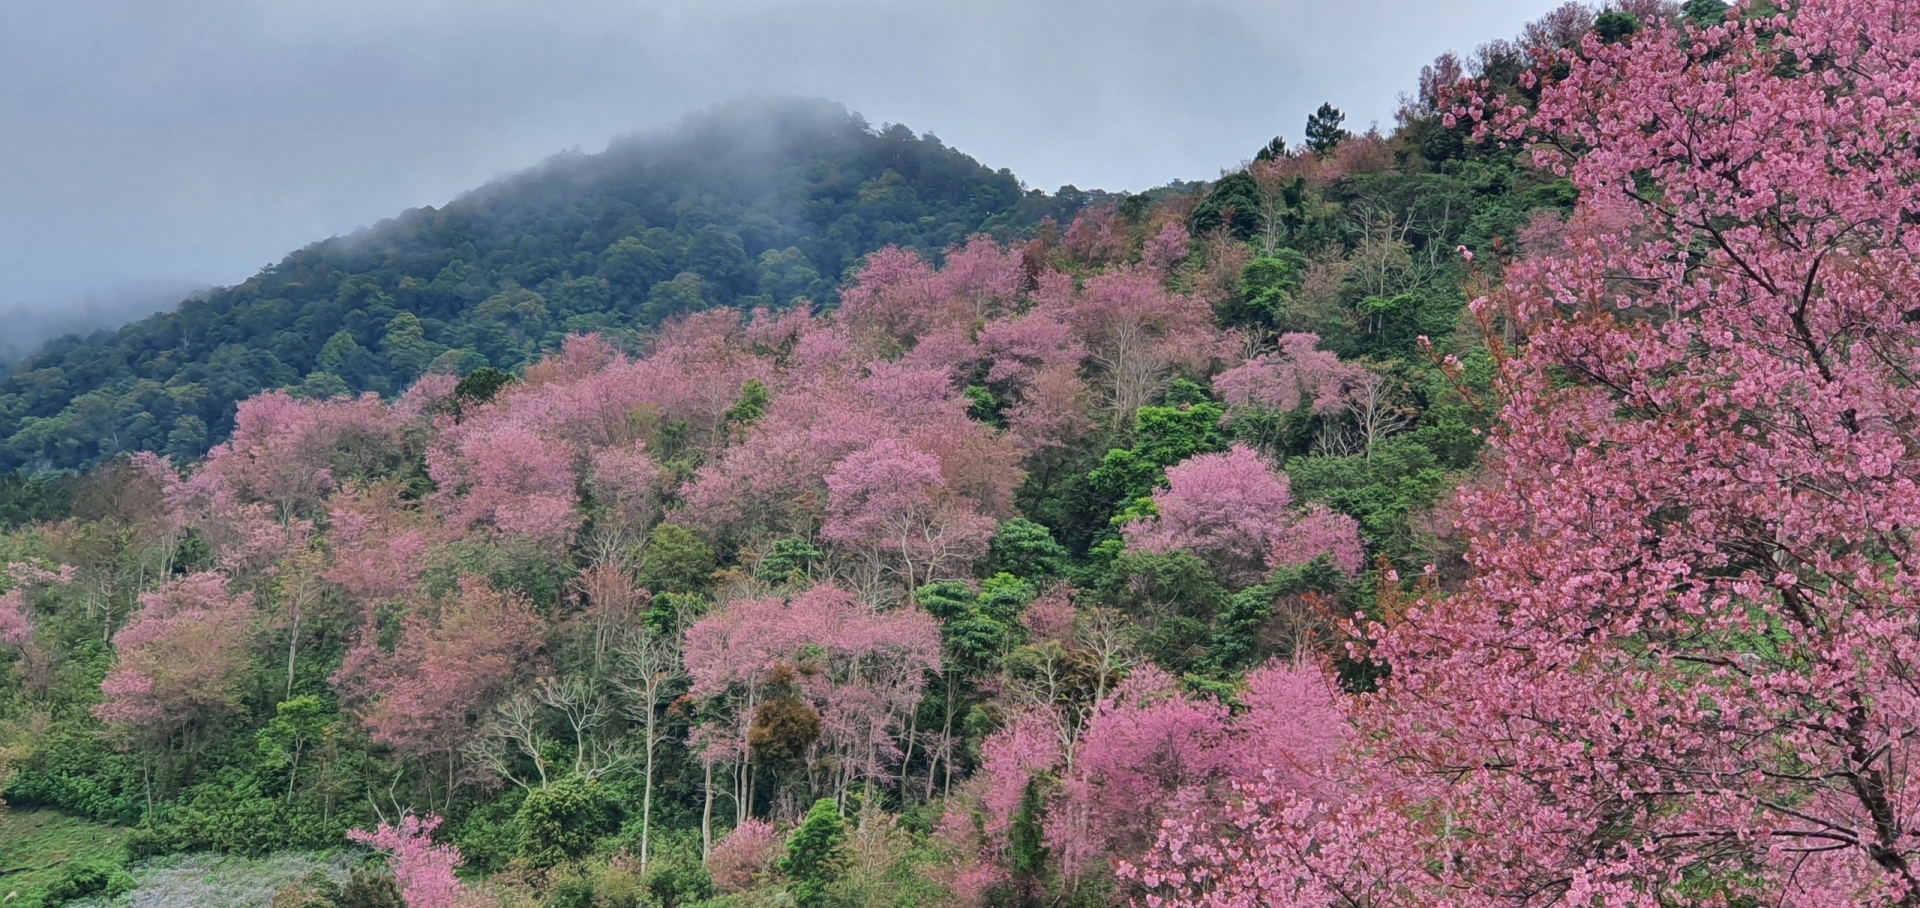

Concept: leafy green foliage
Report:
left=1191, top=172, right=1262, bottom=240
left=781, top=798, right=848, bottom=908
left=0, top=471, right=75, bottom=528
left=451, top=367, right=513, bottom=418
left=1082, top=404, right=1227, bottom=547
left=1304, top=103, right=1349, bottom=155
left=0, top=811, right=132, bottom=908
left=1683, top=0, right=1730, bottom=26
left=755, top=538, right=823, bottom=584
left=517, top=776, right=620, bottom=867
left=1009, top=778, right=1048, bottom=879
left=986, top=518, right=1069, bottom=580
left=914, top=576, right=1031, bottom=678
left=41, top=859, right=136, bottom=904
left=1285, top=439, right=1455, bottom=562
left=1595, top=10, right=1642, bottom=41
left=637, top=524, right=718, bottom=595
left=1207, top=559, right=1349, bottom=672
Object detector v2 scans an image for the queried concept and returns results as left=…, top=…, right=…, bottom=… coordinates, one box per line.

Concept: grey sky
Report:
left=0, top=0, right=1562, bottom=340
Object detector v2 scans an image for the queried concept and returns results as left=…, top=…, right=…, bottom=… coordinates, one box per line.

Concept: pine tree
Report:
left=1303, top=102, right=1348, bottom=155
left=781, top=798, right=847, bottom=907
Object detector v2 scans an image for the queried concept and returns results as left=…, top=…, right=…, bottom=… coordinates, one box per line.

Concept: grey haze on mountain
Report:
left=0, top=0, right=1562, bottom=355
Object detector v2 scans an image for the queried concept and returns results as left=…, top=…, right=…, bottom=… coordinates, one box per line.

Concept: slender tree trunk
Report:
left=285, top=611, right=300, bottom=700
left=285, top=742, right=302, bottom=801
left=702, top=761, right=715, bottom=858
left=929, top=677, right=956, bottom=800
left=900, top=705, right=918, bottom=803
left=142, top=757, right=155, bottom=820
left=736, top=756, right=749, bottom=825
left=640, top=733, right=656, bottom=874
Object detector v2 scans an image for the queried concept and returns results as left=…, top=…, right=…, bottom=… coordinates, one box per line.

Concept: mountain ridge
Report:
left=0, top=97, right=1143, bottom=473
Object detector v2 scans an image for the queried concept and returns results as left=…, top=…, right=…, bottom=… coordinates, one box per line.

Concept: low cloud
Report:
left=0, top=0, right=1561, bottom=333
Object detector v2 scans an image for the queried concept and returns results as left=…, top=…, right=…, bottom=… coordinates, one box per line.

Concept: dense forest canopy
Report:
left=20, top=1, right=1920, bottom=907
left=0, top=98, right=1120, bottom=474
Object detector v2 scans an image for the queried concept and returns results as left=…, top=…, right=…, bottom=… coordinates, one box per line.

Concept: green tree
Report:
left=1595, top=10, right=1641, bottom=42
left=1254, top=135, right=1289, bottom=163
left=379, top=312, right=440, bottom=384
left=451, top=366, right=513, bottom=422
left=1682, top=0, right=1729, bottom=26
left=781, top=798, right=847, bottom=908
left=316, top=331, right=382, bottom=391
left=1192, top=171, right=1263, bottom=240
left=638, top=523, right=717, bottom=595
left=756, top=538, right=822, bottom=584
left=642, top=273, right=710, bottom=324
left=517, top=776, right=619, bottom=867
left=256, top=696, right=332, bottom=801
left=1304, top=102, right=1349, bottom=155
left=725, top=379, right=771, bottom=427
left=1086, top=403, right=1228, bottom=512
left=986, top=518, right=1069, bottom=580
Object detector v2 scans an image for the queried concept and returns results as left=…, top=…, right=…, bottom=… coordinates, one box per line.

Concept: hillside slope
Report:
left=0, top=98, right=1091, bottom=473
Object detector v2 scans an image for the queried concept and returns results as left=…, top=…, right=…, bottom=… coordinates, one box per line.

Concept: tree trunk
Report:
left=285, top=612, right=301, bottom=700
left=702, top=761, right=715, bottom=858
left=640, top=733, right=656, bottom=873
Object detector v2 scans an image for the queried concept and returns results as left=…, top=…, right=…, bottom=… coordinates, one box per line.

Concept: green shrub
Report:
left=782, top=799, right=847, bottom=908
left=451, top=792, right=524, bottom=874
left=338, top=870, right=404, bottom=908
left=41, top=858, right=135, bottom=904
left=517, top=776, right=619, bottom=867
left=641, top=838, right=715, bottom=908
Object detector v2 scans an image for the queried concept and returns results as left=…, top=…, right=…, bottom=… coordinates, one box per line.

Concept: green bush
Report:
left=517, top=776, right=620, bottom=867
left=451, top=792, right=525, bottom=874
left=124, top=825, right=177, bottom=860
left=153, top=782, right=349, bottom=854
left=41, top=858, right=135, bottom=904
left=782, top=799, right=847, bottom=908
left=2, top=724, right=142, bottom=824
left=338, top=870, right=404, bottom=908
left=638, top=524, right=718, bottom=595
left=641, top=832, right=716, bottom=907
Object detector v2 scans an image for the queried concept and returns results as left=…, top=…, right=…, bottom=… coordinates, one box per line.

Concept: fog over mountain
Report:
left=0, top=281, right=210, bottom=368
left=0, top=0, right=1562, bottom=346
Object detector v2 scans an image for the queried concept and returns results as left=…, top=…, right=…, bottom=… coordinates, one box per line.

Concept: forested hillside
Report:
left=22, top=1, right=1920, bottom=907
left=0, top=98, right=1104, bottom=474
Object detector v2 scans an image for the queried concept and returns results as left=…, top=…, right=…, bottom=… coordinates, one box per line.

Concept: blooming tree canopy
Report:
left=1142, top=2, right=1920, bottom=904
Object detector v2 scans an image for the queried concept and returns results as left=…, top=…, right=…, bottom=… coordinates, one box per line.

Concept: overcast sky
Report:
left=0, top=0, right=1562, bottom=339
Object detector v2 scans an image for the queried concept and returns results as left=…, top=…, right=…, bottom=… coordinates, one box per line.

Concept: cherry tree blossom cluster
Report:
left=1123, top=444, right=1365, bottom=586
left=1144, top=2, right=1920, bottom=905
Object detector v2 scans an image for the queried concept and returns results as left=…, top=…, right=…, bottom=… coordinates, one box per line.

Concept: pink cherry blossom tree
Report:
left=344, top=578, right=543, bottom=792
left=348, top=814, right=467, bottom=908
left=180, top=390, right=408, bottom=523
left=97, top=571, right=260, bottom=815
left=1212, top=332, right=1367, bottom=421
left=683, top=584, right=940, bottom=836
left=706, top=818, right=784, bottom=894
left=823, top=437, right=996, bottom=590
left=0, top=560, right=72, bottom=652
left=1046, top=665, right=1232, bottom=885
left=1047, top=266, right=1224, bottom=419
left=1146, top=4, right=1920, bottom=904
left=1123, top=445, right=1365, bottom=586
left=946, top=659, right=1350, bottom=902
